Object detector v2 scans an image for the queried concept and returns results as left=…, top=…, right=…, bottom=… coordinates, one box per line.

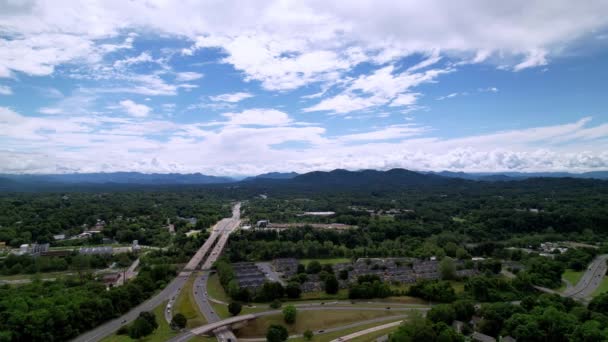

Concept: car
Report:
left=318, top=330, right=325, bottom=333
left=121, top=319, right=127, bottom=324
left=386, top=306, right=391, bottom=310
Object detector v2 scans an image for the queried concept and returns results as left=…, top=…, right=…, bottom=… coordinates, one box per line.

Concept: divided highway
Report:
left=71, top=203, right=241, bottom=342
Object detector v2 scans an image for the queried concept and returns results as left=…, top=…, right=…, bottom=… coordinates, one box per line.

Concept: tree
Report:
left=129, top=316, right=154, bottom=339
left=439, top=257, right=456, bottom=280
left=270, top=299, right=282, bottom=309
left=339, top=269, right=349, bottom=280
left=324, top=274, right=339, bottom=294
left=303, top=329, right=314, bottom=341
left=228, top=302, right=242, bottom=316
left=589, top=292, right=608, bottom=315
left=389, top=312, right=436, bottom=341
left=285, top=282, right=302, bottom=299
left=427, top=304, right=456, bottom=324
left=306, top=261, right=322, bottom=274
left=171, top=313, right=187, bottom=330
left=283, top=305, right=297, bottom=324
left=266, top=324, right=289, bottom=342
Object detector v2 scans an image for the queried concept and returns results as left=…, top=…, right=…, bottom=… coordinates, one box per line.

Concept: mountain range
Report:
left=1, top=169, right=607, bottom=191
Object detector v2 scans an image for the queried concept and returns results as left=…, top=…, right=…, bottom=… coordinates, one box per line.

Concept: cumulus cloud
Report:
left=119, top=100, right=151, bottom=117
left=2, top=105, right=608, bottom=175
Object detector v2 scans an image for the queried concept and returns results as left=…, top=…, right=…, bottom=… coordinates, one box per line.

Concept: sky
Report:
left=1, top=1, right=608, bottom=176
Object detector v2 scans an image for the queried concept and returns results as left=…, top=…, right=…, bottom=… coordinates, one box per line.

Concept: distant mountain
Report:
left=432, top=170, right=608, bottom=181
left=243, top=172, right=299, bottom=182
left=0, top=172, right=234, bottom=185
left=288, top=168, right=456, bottom=189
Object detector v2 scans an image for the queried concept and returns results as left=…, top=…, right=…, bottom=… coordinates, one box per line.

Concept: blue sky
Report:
left=1, top=1, right=608, bottom=175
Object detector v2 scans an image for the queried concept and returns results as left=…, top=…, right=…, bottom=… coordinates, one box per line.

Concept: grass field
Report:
left=558, top=269, right=585, bottom=292
left=101, top=300, right=178, bottom=342
left=563, top=269, right=584, bottom=286
left=289, top=319, right=403, bottom=342
left=235, top=309, right=403, bottom=338
left=299, top=258, right=352, bottom=266
left=299, top=288, right=349, bottom=300
left=0, top=270, right=78, bottom=281
left=592, top=276, right=608, bottom=297
left=207, top=273, right=230, bottom=302
left=174, top=274, right=207, bottom=328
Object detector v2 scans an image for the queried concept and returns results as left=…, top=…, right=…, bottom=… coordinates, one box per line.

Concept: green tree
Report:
left=285, top=282, right=302, bottom=299
left=303, top=329, right=314, bottom=341
left=427, top=304, right=456, bottom=324
left=228, top=302, right=242, bottom=316
left=283, top=305, right=297, bottom=324
left=324, top=274, right=339, bottom=294
left=439, top=257, right=456, bottom=280
left=267, top=324, right=289, bottom=342
left=306, top=261, right=322, bottom=274
left=129, top=316, right=154, bottom=339
left=171, top=313, right=187, bottom=330
left=389, top=312, right=436, bottom=342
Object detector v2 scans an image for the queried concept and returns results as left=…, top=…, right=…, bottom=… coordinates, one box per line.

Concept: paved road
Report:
left=116, top=258, right=139, bottom=286
left=71, top=203, right=241, bottom=342
left=329, top=319, right=403, bottom=342
left=564, top=254, right=608, bottom=300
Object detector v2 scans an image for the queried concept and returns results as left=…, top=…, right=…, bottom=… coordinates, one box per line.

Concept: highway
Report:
left=71, top=203, right=241, bottom=342
left=563, top=254, right=608, bottom=300
left=192, top=203, right=241, bottom=342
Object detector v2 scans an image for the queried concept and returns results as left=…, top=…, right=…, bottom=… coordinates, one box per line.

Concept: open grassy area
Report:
left=592, top=276, right=608, bottom=297
left=235, top=309, right=403, bottom=338
left=207, top=273, right=230, bottom=302
left=174, top=274, right=207, bottom=328
left=299, top=258, right=351, bottom=266
left=101, top=300, right=178, bottom=342
left=299, top=288, right=349, bottom=300
left=563, top=269, right=584, bottom=286
left=0, top=270, right=78, bottom=281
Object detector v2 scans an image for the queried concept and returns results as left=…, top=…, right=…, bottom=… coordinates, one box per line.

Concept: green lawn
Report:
left=563, top=269, right=584, bottom=286
left=235, top=310, right=404, bottom=338
left=0, top=270, right=78, bottom=281
left=558, top=269, right=585, bottom=292
left=207, top=273, right=230, bottom=302
left=299, top=258, right=352, bottom=266
left=592, top=276, right=608, bottom=297
left=174, top=274, right=207, bottom=328
left=101, top=300, right=179, bottom=342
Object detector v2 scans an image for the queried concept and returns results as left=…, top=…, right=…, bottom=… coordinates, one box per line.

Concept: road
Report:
left=563, top=254, right=608, bottom=300
left=116, top=258, right=139, bottom=286
left=191, top=203, right=241, bottom=342
left=329, top=319, right=403, bottom=342
left=71, top=203, right=241, bottom=342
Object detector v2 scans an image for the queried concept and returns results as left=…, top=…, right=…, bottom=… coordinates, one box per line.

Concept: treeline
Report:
left=0, top=263, right=175, bottom=341
left=0, top=190, right=229, bottom=247
left=0, top=252, right=136, bottom=276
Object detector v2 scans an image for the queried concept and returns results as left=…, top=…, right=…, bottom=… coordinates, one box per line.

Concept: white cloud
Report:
left=39, top=107, right=63, bottom=115
left=221, top=109, right=292, bottom=126
left=0, top=85, right=12, bottom=95
left=305, top=65, right=448, bottom=114
left=113, top=52, right=154, bottom=69
left=175, top=71, right=204, bottom=82
left=210, top=92, right=253, bottom=103
left=119, top=100, right=151, bottom=117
